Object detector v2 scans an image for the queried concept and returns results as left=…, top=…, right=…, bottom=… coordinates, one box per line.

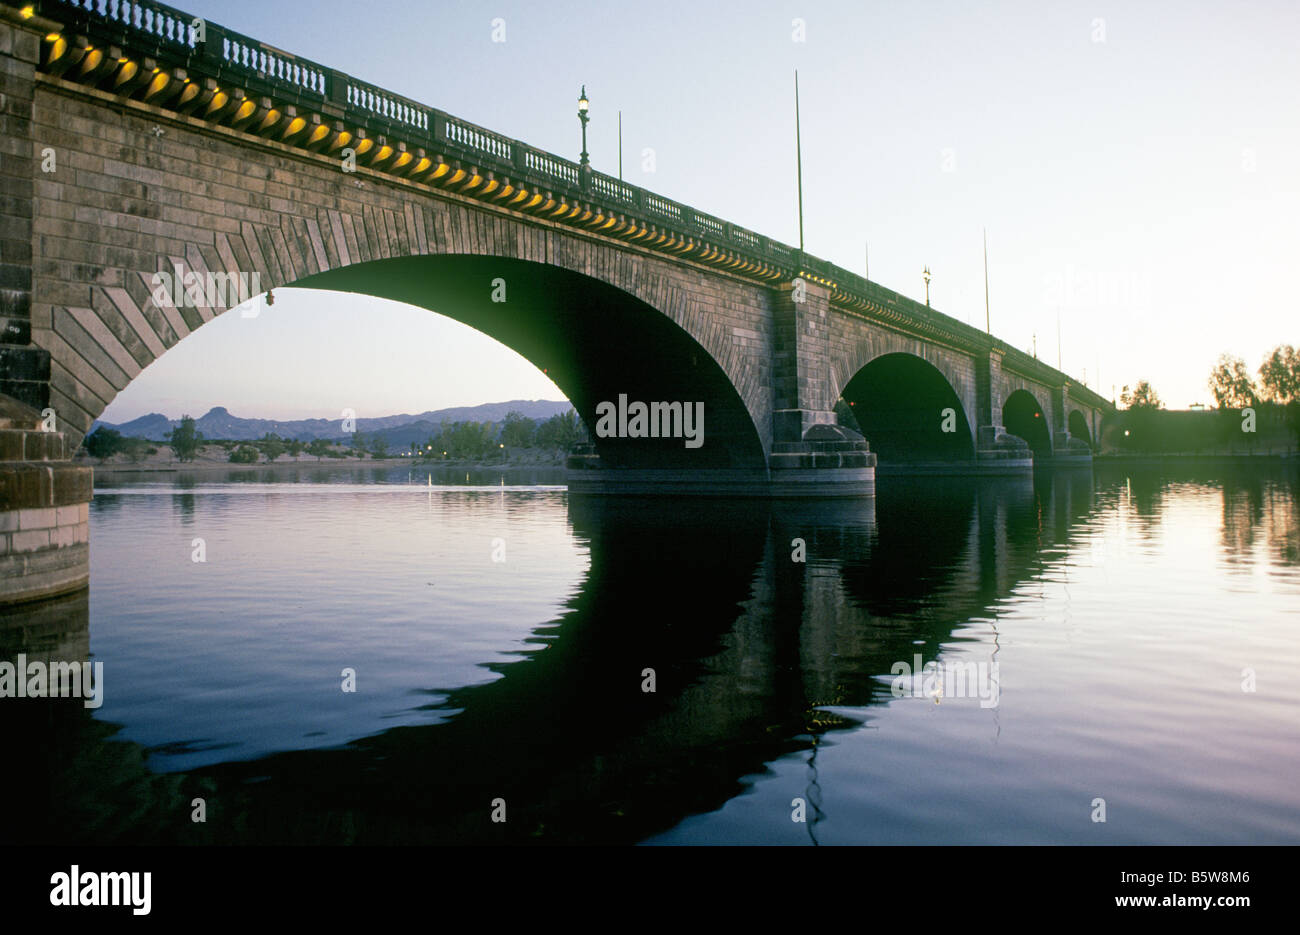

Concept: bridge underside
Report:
left=838, top=353, right=1041, bottom=476
left=298, top=256, right=769, bottom=472
left=297, top=256, right=876, bottom=498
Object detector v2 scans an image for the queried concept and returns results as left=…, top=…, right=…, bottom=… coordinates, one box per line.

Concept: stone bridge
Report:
left=0, top=0, right=1110, bottom=602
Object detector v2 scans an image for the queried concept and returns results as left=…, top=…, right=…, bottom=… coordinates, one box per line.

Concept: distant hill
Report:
left=91, top=400, right=574, bottom=442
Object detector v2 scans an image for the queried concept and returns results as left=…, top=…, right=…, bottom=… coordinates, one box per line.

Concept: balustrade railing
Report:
left=521, top=150, right=579, bottom=187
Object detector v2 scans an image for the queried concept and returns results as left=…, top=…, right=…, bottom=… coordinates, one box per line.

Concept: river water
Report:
left=2, top=464, right=1297, bottom=844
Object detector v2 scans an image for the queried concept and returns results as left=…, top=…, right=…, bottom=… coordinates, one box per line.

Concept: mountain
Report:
left=90, top=400, right=574, bottom=442
left=107, top=412, right=174, bottom=439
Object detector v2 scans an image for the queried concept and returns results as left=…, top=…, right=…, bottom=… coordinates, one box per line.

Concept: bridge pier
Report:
left=766, top=279, right=875, bottom=494
left=0, top=11, right=91, bottom=605
left=0, top=397, right=92, bottom=604
left=567, top=278, right=876, bottom=497
left=1045, top=380, right=1094, bottom=467
left=974, top=348, right=1034, bottom=473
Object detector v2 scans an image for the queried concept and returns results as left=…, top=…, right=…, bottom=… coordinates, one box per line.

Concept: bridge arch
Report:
left=20, top=80, right=787, bottom=466
left=1068, top=409, right=1093, bottom=450
left=79, top=252, right=768, bottom=470
left=1002, top=389, right=1052, bottom=459
left=293, top=255, right=766, bottom=468
left=838, top=352, right=976, bottom=466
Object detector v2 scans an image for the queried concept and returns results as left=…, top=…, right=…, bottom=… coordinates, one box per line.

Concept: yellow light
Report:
left=47, top=33, right=62, bottom=41
left=20, top=6, right=35, bottom=20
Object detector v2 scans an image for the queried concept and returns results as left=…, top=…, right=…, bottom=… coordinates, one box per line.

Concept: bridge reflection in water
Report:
left=0, top=468, right=1132, bottom=845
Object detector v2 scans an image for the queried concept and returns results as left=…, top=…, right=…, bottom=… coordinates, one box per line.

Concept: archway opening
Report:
left=1002, top=390, right=1052, bottom=459
left=839, top=353, right=975, bottom=465
left=1068, top=410, right=1093, bottom=450
left=293, top=255, right=765, bottom=470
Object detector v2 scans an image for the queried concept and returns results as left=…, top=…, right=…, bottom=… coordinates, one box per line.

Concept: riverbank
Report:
left=1096, top=452, right=1299, bottom=468
left=86, top=446, right=565, bottom=476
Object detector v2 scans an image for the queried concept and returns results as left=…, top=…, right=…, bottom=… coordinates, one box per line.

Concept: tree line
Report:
left=1120, top=344, right=1298, bottom=413
left=405, top=410, right=583, bottom=461
left=1114, top=344, right=1299, bottom=453
left=81, top=409, right=586, bottom=464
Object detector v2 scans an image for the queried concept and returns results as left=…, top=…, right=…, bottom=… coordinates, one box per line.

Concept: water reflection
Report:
left=3, top=465, right=1298, bottom=844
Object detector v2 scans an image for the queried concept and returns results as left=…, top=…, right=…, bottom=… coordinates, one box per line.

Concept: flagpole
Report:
left=983, top=228, right=990, bottom=333
left=795, top=70, right=804, bottom=252
left=1057, top=308, right=1062, bottom=369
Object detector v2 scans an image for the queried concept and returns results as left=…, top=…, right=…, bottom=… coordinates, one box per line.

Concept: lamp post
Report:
left=923, top=266, right=931, bottom=307
left=577, top=86, right=590, bottom=168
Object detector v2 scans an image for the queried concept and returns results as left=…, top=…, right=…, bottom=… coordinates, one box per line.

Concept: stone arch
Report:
left=294, top=255, right=766, bottom=468
left=1002, top=389, right=1052, bottom=458
left=62, top=250, right=769, bottom=469
left=1068, top=409, right=1093, bottom=449
left=31, top=89, right=777, bottom=461
left=837, top=351, right=977, bottom=466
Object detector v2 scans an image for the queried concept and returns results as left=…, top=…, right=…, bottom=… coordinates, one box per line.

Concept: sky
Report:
left=101, top=0, right=1300, bottom=422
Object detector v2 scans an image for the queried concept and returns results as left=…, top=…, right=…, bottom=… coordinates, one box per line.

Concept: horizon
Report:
left=97, top=397, right=574, bottom=427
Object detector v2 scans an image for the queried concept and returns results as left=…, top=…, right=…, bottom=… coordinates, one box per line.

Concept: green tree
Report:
left=370, top=435, right=389, bottom=459
left=1207, top=354, right=1258, bottom=409
left=307, top=438, right=330, bottom=460
left=166, top=415, right=204, bottom=462
left=440, top=421, right=495, bottom=459
left=351, top=431, right=368, bottom=458
left=84, top=427, right=124, bottom=461
left=287, top=439, right=305, bottom=457
left=1258, top=345, right=1299, bottom=404
left=1258, top=345, right=1300, bottom=448
left=500, top=411, right=536, bottom=449
left=1120, top=380, right=1163, bottom=411
left=258, top=433, right=286, bottom=462
left=536, top=410, right=582, bottom=451
left=229, top=444, right=259, bottom=463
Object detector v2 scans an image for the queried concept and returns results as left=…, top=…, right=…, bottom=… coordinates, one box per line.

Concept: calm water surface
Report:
left=2, top=464, right=1298, bottom=844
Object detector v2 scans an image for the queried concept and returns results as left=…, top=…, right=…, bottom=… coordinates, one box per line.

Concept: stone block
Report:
left=11, top=527, right=48, bottom=551
left=17, top=505, right=55, bottom=529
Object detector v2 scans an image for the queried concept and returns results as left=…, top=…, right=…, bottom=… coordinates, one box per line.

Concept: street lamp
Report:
left=922, top=266, right=931, bottom=307
left=577, top=86, right=590, bottom=168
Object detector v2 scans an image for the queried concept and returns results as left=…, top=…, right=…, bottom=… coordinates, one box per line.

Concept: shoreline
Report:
left=88, top=454, right=566, bottom=476
left=1095, top=452, right=1298, bottom=466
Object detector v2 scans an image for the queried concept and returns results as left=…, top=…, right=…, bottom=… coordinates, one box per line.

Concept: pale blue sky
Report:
left=102, top=0, right=1300, bottom=421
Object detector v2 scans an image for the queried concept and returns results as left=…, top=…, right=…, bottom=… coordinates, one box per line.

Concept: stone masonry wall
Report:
left=27, top=79, right=780, bottom=454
